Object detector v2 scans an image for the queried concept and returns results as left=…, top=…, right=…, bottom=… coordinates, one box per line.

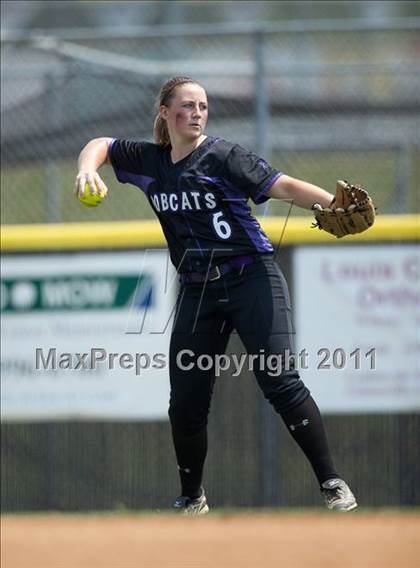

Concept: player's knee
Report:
left=168, top=401, right=209, bottom=435
left=270, top=385, right=310, bottom=414
left=258, top=370, right=309, bottom=414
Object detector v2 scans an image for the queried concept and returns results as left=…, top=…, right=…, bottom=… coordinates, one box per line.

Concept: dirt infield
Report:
left=2, top=511, right=419, bottom=568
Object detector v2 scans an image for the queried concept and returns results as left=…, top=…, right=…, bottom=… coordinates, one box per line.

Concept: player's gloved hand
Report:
left=74, top=170, right=109, bottom=200
left=311, top=180, right=376, bottom=238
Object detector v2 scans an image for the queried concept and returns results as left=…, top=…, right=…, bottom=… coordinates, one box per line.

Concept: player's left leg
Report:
left=225, top=255, right=357, bottom=510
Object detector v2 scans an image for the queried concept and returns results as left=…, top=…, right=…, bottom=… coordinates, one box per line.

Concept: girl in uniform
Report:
left=75, top=76, right=357, bottom=514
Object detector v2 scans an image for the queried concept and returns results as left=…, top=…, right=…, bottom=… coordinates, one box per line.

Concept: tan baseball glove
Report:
left=311, top=180, right=376, bottom=238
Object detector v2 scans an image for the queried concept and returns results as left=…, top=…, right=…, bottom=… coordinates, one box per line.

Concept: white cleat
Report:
left=321, top=478, right=358, bottom=512
left=172, top=491, right=209, bottom=516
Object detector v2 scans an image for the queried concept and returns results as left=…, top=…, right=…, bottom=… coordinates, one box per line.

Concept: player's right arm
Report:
left=75, top=137, right=113, bottom=198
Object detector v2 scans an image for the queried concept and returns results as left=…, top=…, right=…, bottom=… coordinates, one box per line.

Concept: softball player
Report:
left=76, top=76, right=357, bottom=514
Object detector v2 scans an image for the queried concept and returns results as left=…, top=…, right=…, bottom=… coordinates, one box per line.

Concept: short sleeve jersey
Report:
left=108, top=136, right=282, bottom=273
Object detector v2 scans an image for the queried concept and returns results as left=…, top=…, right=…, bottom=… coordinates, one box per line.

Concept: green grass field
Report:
left=2, top=147, right=419, bottom=225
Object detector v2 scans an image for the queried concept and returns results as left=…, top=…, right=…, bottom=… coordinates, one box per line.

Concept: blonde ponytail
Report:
left=153, top=114, right=171, bottom=146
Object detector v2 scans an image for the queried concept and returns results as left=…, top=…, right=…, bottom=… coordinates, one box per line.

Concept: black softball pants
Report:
left=169, top=254, right=309, bottom=427
left=168, top=254, right=337, bottom=498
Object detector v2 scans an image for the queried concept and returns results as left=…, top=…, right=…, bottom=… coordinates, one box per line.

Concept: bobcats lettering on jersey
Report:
left=151, top=191, right=217, bottom=213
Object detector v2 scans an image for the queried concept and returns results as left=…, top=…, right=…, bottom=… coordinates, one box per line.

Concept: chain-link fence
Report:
left=2, top=19, right=420, bottom=224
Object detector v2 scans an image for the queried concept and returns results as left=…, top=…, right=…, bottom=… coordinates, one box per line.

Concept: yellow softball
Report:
left=79, top=182, right=104, bottom=207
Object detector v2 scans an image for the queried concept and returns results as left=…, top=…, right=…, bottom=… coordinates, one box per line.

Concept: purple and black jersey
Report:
left=108, top=136, right=282, bottom=273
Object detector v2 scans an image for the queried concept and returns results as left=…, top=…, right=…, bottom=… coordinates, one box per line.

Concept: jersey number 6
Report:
left=212, top=211, right=232, bottom=240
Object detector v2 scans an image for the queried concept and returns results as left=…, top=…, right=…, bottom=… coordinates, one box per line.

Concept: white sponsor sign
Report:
left=294, top=245, right=420, bottom=413
left=1, top=251, right=177, bottom=421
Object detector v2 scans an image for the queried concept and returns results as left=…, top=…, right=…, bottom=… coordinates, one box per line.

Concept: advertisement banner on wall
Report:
left=294, top=244, right=420, bottom=413
left=1, top=250, right=177, bottom=421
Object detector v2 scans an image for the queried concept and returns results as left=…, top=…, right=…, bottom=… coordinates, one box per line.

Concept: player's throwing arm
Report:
left=75, top=138, right=112, bottom=207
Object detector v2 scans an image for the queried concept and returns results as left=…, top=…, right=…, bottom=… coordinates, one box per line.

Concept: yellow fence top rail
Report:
left=1, top=215, right=419, bottom=252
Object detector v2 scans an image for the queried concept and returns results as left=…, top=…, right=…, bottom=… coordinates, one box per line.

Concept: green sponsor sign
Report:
left=1, top=274, right=153, bottom=312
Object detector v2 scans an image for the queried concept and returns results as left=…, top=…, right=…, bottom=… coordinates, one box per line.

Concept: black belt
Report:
left=180, top=254, right=257, bottom=284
